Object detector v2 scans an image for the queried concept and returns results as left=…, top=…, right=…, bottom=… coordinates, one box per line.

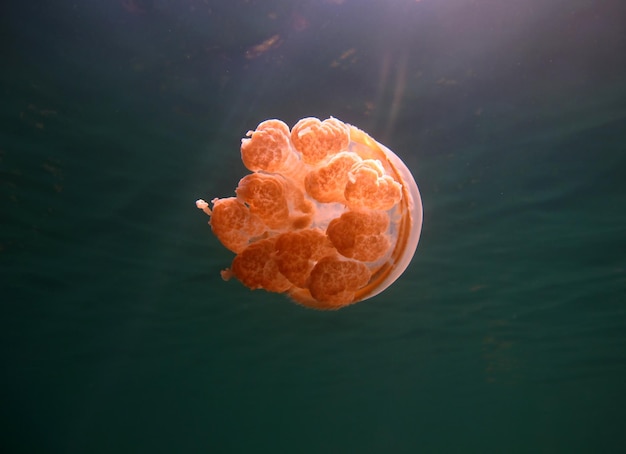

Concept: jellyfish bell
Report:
left=196, top=117, right=422, bottom=310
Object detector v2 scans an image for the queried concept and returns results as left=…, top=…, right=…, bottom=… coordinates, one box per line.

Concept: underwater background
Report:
left=2, top=0, right=626, bottom=452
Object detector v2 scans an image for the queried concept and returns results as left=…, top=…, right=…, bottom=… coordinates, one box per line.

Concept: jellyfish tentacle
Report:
left=326, top=210, right=391, bottom=262
left=206, top=197, right=265, bottom=254
left=304, top=151, right=361, bottom=203
left=345, top=160, right=403, bottom=211
left=290, top=117, right=350, bottom=165
left=240, top=119, right=291, bottom=173
left=231, top=237, right=292, bottom=293
left=308, top=256, right=371, bottom=308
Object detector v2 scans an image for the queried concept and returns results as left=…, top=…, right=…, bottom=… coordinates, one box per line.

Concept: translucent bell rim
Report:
left=348, top=125, right=423, bottom=303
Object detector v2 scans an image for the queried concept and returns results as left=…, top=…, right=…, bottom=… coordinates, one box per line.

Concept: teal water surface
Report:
left=2, top=1, right=626, bottom=453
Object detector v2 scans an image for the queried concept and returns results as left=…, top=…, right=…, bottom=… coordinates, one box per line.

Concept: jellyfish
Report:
left=196, top=117, right=422, bottom=310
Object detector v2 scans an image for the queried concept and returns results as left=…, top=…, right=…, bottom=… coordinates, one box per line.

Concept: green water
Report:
left=2, top=1, right=626, bottom=452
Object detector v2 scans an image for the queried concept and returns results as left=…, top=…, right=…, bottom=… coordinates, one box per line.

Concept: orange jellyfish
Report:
left=196, top=117, right=422, bottom=310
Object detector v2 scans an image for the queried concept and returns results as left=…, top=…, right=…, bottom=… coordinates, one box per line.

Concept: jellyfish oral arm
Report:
left=195, top=199, right=212, bottom=216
